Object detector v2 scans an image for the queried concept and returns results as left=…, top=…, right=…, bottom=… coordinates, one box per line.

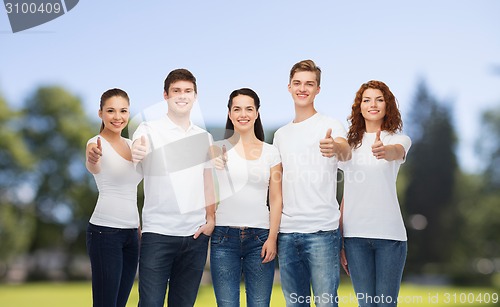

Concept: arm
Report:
left=371, top=130, right=406, bottom=161
left=194, top=168, right=216, bottom=238
left=85, top=138, right=102, bottom=174
left=261, top=163, right=283, bottom=263
left=319, top=129, right=352, bottom=161
left=333, top=137, right=352, bottom=161
left=339, top=197, right=349, bottom=275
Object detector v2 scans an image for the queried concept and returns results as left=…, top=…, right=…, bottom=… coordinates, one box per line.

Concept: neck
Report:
left=100, top=129, right=122, bottom=142
left=230, top=130, right=259, bottom=145
left=167, top=112, right=191, bottom=131
left=365, top=121, right=382, bottom=133
left=293, top=106, right=317, bottom=123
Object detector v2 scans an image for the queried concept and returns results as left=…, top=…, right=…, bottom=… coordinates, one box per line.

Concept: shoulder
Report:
left=87, top=135, right=100, bottom=146
left=263, top=142, right=279, bottom=154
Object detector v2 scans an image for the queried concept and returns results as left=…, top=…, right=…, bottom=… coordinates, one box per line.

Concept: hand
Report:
left=132, top=135, right=148, bottom=163
left=213, top=145, right=228, bottom=170
left=87, top=137, right=102, bottom=164
left=193, top=219, right=215, bottom=239
left=340, top=248, right=349, bottom=276
left=319, top=128, right=338, bottom=158
left=371, top=129, right=385, bottom=159
left=261, top=238, right=277, bottom=263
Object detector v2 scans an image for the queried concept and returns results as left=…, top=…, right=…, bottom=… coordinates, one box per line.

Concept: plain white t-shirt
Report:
left=339, top=131, right=411, bottom=241
left=132, top=115, right=212, bottom=236
left=273, top=113, right=347, bottom=233
left=214, top=140, right=281, bottom=229
left=87, top=135, right=142, bottom=228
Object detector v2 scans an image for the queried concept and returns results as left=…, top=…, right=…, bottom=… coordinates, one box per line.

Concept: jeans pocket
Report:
left=210, top=233, right=226, bottom=246
left=255, top=229, right=269, bottom=244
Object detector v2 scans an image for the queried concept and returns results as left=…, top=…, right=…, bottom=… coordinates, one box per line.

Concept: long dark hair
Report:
left=224, top=88, right=265, bottom=142
left=99, top=88, right=130, bottom=132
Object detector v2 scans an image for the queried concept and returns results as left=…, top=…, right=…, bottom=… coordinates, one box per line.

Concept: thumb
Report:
left=375, top=129, right=381, bottom=143
left=97, top=137, right=102, bottom=151
left=140, top=135, right=146, bottom=146
left=325, top=128, right=332, bottom=139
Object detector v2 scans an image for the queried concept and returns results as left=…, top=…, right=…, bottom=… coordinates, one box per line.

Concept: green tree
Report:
left=0, top=91, right=36, bottom=278
left=20, top=86, right=97, bottom=280
left=403, top=80, right=458, bottom=274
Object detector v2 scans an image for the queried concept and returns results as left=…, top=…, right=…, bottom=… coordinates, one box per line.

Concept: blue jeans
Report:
left=210, top=226, right=275, bottom=307
left=278, top=230, right=341, bottom=307
left=138, top=232, right=209, bottom=307
left=344, top=238, right=407, bottom=307
left=86, top=223, right=139, bottom=307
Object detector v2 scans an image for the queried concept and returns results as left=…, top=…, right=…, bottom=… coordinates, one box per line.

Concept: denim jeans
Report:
left=344, top=238, right=407, bottom=307
left=138, top=232, right=209, bottom=307
left=210, top=226, right=275, bottom=307
left=278, top=229, right=341, bottom=307
left=86, top=223, right=139, bottom=307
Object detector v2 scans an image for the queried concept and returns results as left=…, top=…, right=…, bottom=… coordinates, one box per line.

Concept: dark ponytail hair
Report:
left=99, top=88, right=130, bottom=132
left=224, top=88, right=265, bottom=142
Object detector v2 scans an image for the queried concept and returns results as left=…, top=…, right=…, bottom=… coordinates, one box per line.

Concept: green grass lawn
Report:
left=0, top=281, right=498, bottom=306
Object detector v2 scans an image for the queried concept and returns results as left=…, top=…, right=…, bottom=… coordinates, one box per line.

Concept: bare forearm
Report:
left=334, top=138, right=352, bottom=161
left=384, top=144, right=405, bottom=161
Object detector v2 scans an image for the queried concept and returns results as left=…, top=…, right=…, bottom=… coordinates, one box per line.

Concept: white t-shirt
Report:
left=87, top=135, right=142, bottom=228
left=132, top=115, right=213, bottom=236
left=214, top=140, right=281, bottom=229
left=339, top=131, right=411, bottom=241
left=273, top=113, right=347, bottom=233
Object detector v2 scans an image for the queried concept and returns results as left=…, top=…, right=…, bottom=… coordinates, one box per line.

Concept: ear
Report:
left=163, top=90, right=168, bottom=101
left=316, top=85, right=321, bottom=95
left=98, top=109, right=102, bottom=120
left=288, top=83, right=292, bottom=93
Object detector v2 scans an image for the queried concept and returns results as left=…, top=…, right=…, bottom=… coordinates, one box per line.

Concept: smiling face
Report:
left=228, top=94, right=258, bottom=135
left=164, top=80, right=197, bottom=118
left=360, top=88, right=386, bottom=126
left=288, top=70, right=321, bottom=108
left=99, top=95, right=130, bottom=134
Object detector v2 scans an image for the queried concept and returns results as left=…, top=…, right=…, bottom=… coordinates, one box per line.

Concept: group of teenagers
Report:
left=85, top=59, right=412, bottom=307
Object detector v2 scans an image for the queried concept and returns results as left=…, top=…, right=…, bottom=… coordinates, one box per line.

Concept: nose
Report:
left=299, top=84, right=306, bottom=92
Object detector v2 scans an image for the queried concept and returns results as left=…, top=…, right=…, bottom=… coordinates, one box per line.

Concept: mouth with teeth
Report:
left=111, top=122, right=124, bottom=127
left=237, top=119, right=250, bottom=124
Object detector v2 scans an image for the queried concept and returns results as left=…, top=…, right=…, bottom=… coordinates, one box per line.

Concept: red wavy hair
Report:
left=347, top=80, right=402, bottom=149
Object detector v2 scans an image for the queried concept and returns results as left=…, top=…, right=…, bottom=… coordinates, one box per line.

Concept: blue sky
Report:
left=1, top=1, right=499, bottom=173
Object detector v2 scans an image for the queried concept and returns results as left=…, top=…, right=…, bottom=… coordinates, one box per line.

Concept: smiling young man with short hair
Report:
left=273, top=60, right=351, bottom=307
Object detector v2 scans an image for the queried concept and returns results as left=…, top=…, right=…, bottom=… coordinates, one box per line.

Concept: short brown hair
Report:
left=164, top=68, right=197, bottom=94
left=289, top=59, right=321, bottom=86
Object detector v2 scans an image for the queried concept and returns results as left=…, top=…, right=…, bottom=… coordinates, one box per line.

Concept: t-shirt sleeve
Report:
left=328, top=118, right=347, bottom=139
left=86, top=135, right=99, bottom=146
left=132, top=122, right=149, bottom=142
left=267, top=144, right=281, bottom=167
left=272, top=129, right=281, bottom=150
left=388, top=133, right=411, bottom=163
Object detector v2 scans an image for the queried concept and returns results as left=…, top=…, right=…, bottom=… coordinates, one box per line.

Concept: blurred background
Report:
left=1, top=0, right=499, bottom=292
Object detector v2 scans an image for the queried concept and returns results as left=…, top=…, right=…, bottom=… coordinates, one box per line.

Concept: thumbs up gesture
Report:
left=212, top=144, right=228, bottom=170
left=319, top=128, right=337, bottom=158
left=132, top=135, right=149, bottom=164
left=87, top=137, right=103, bottom=165
left=371, top=129, right=385, bottom=159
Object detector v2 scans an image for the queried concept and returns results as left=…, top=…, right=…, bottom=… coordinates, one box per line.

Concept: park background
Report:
left=1, top=1, right=499, bottom=306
